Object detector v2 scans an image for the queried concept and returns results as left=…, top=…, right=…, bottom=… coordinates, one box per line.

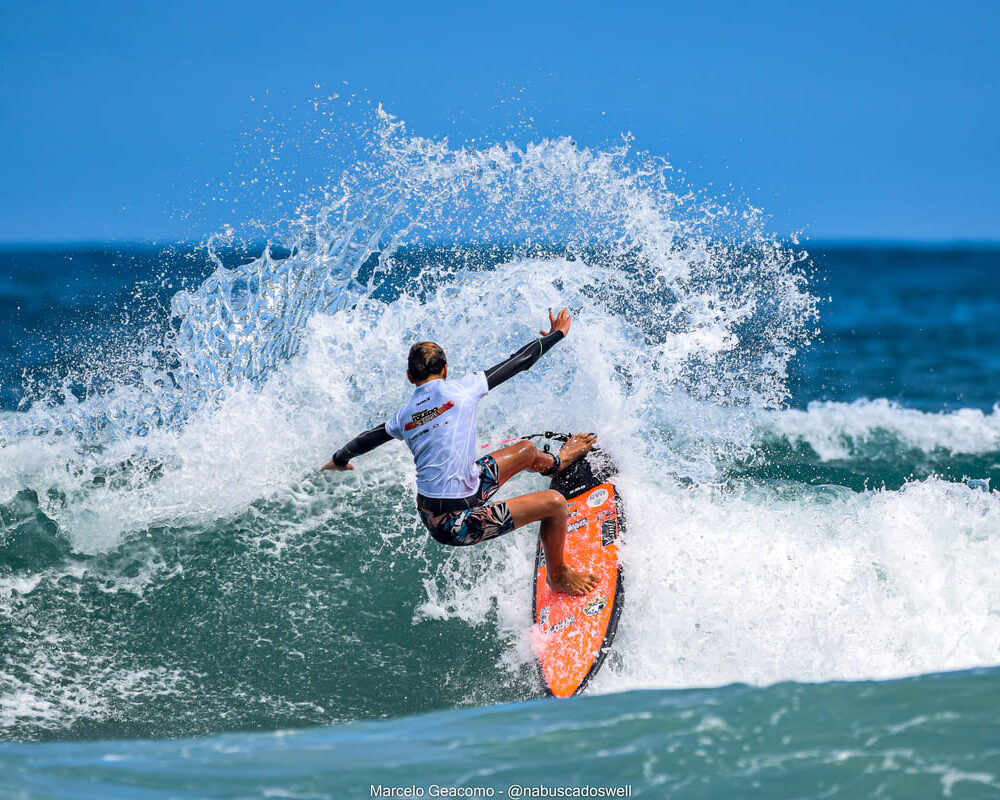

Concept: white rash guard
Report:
left=385, top=372, right=489, bottom=499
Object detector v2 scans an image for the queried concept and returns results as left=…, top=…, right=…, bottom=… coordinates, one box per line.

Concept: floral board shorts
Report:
left=417, top=455, right=516, bottom=546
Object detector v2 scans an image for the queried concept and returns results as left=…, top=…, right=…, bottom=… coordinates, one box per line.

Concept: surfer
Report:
left=323, top=308, right=599, bottom=596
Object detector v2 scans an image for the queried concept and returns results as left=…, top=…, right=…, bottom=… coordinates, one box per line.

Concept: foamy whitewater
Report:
left=1, top=105, right=999, bottom=798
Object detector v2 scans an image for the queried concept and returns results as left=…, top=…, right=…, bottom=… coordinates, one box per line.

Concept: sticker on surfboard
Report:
left=532, top=473, right=624, bottom=698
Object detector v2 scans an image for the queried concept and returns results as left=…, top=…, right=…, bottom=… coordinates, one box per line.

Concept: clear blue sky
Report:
left=1, top=0, right=997, bottom=242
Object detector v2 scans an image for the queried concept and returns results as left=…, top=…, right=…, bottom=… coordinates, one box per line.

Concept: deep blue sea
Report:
left=1, top=131, right=999, bottom=798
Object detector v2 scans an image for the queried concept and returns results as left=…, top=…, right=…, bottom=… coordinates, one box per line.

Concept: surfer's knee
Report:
left=514, top=440, right=538, bottom=463
left=540, top=489, right=567, bottom=518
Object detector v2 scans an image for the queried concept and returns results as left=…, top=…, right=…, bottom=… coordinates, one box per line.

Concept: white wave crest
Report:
left=766, top=399, right=1000, bottom=460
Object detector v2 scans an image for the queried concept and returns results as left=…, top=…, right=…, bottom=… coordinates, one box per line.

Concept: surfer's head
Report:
left=407, top=341, right=448, bottom=384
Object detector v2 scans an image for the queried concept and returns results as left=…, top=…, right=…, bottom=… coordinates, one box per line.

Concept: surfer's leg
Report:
left=485, top=433, right=597, bottom=487
left=485, top=441, right=557, bottom=487
left=507, top=491, right=599, bottom=596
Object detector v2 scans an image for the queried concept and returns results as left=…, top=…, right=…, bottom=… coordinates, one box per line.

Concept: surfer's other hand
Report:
left=321, top=460, right=355, bottom=472
left=541, top=307, right=572, bottom=337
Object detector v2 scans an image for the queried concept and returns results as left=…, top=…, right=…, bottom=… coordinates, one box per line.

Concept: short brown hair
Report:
left=408, top=341, right=447, bottom=381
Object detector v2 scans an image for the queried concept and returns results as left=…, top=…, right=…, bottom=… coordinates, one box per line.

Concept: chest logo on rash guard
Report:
left=404, top=401, right=455, bottom=432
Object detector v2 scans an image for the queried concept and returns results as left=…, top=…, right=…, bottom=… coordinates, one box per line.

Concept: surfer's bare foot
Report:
left=547, top=566, right=599, bottom=596
left=553, top=433, right=596, bottom=475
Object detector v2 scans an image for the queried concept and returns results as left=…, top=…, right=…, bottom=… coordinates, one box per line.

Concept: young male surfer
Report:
left=322, top=308, right=599, bottom=596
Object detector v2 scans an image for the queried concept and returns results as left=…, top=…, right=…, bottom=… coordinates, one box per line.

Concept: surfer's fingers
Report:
left=321, top=460, right=355, bottom=472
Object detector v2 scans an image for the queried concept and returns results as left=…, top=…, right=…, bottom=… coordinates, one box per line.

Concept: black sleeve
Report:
left=331, top=423, right=393, bottom=467
left=484, top=330, right=565, bottom=391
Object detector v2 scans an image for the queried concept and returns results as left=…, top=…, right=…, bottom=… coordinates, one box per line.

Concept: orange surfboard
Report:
left=531, top=447, right=624, bottom=698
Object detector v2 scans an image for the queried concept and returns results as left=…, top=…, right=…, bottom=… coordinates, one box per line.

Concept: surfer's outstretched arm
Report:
left=484, top=308, right=572, bottom=391
left=323, top=424, right=392, bottom=471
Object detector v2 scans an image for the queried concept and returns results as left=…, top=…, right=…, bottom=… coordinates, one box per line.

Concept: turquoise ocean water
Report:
left=1, top=120, right=999, bottom=797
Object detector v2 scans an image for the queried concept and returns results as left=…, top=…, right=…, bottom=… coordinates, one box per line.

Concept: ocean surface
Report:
left=1, top=127, right=999, bottom=797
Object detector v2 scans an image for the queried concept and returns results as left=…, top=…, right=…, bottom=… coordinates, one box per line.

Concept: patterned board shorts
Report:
left=417, top=455, right=516, bottom=546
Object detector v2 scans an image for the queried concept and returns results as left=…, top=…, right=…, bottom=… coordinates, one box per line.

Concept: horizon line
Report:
left=1, top=236, right=999, bottom=250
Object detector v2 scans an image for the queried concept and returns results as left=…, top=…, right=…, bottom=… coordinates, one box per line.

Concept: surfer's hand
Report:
left=321, top=460, right=355, bottom=472
left=541, top=307, right=572, bottom=337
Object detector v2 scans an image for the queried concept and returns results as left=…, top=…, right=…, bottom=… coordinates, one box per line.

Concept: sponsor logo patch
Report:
left=403, top=401, right=454, bottom=431
left=583, top=595, right=608, bottom=616
left=567, top=517, right=588, bottom=534
left=547, top=615, right=575, bottom=633
left=601, top=519, right=618, bottom=546
left=539, top=606, right=575, bottom=633
left=586, top=487, right=610, bottom=508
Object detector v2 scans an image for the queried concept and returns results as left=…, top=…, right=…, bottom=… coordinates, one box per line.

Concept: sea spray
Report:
left=3, top=108, right=997, bottom=743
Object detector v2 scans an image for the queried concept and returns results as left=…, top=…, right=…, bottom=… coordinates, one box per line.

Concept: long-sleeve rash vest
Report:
left=330, top=330, right=565, bottom=490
